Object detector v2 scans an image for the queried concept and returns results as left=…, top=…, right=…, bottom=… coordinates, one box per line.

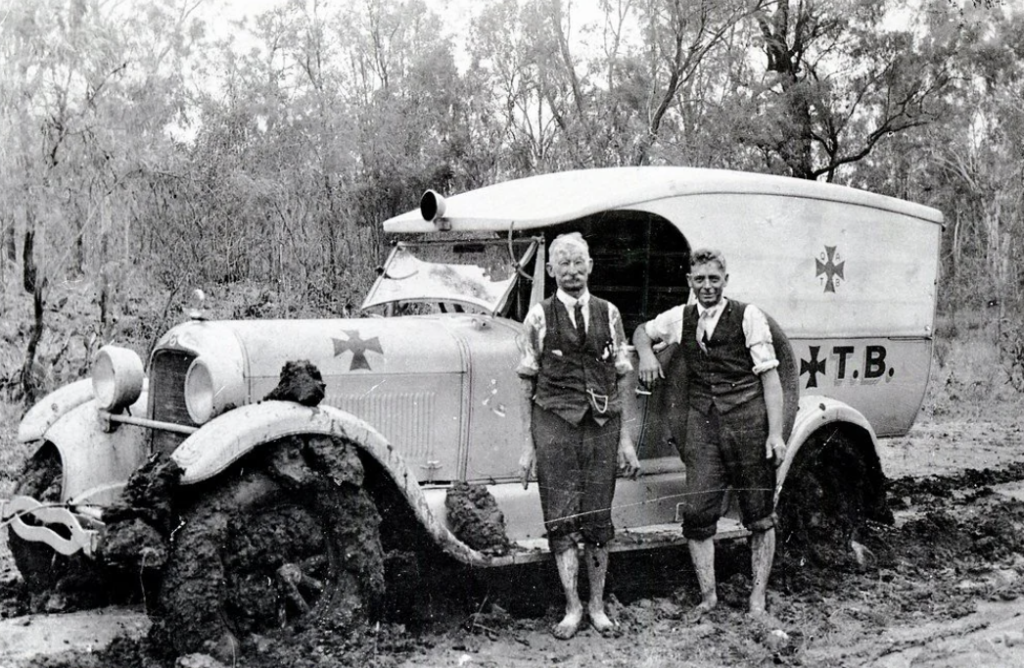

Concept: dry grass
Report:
left=928, top=309, right=1024, bottom=420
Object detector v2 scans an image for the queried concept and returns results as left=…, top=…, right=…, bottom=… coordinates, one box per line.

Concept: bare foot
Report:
left=589, top=607, right=617, bottom=636
left=684, top=598, right=717, bottom=625
left=552, top=608, right=583, bottom=640
left=749, top=596, right=778, bottom=622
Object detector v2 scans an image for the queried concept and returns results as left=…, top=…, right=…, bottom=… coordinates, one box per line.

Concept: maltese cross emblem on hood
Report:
left=332, top=331, right=384, bottom=371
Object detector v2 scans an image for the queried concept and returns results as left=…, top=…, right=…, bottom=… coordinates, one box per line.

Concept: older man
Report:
left=633, top=248, right=785, bottom=620
left=517, top=232, right=641, bottom=639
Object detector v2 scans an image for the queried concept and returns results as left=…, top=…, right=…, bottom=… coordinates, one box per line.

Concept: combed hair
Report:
left=690, top=248, right=727, bottom=273
left=548, top=232, right=590, bottom=259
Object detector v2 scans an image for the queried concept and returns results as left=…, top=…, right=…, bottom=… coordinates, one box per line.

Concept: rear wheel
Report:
left=156, top=434, right=385, bottom=659
left=8, top=446, right=119, bottom=611
left=777, top=428, right=891, bottom=564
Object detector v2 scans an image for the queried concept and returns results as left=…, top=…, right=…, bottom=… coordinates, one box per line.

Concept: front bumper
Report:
left=1, top=495, right=103, bottom=558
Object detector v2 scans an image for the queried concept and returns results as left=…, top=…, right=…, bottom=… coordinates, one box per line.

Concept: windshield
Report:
left=361, top=238, right=538, bottom=315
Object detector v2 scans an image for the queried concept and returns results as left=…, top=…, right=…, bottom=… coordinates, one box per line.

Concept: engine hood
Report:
left=155, top=315, right=472, bottom=385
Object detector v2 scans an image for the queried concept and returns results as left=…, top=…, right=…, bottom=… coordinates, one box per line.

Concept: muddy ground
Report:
left=4, top=409, right=1024, bottom=668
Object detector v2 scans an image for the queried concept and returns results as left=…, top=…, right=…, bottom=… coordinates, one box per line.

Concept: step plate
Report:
left=508, top=518, right=750, bottom=565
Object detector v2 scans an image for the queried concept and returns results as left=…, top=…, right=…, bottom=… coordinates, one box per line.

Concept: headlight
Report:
left=184, top=356, right=245, bottom=424
left=92, top=346, right=145, bottom=412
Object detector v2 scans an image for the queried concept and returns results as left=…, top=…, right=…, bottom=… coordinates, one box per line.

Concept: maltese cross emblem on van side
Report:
left=816, top=246, right=845, bottom=293
left=800, top=346, right=827, bottom=388
left=333, top=331, right=383, bottom=371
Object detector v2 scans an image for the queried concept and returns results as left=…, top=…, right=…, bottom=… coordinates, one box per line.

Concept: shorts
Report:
left=532, top=404, right=619, bottom=552
left=681, top=398, right=777, bottom=541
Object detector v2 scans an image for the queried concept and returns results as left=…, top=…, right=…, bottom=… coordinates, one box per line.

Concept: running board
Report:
left=506, top=518, right=750, bottom=565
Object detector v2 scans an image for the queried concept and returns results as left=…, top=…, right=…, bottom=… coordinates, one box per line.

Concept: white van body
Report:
left=386, top=167, right=942, bottom=550
left=386, top=167, right=942, bottom=439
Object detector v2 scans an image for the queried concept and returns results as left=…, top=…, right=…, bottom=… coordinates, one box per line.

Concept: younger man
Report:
left=633, top=248, right=785, bottom=619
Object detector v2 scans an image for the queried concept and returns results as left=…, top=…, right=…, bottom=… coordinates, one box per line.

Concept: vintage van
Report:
left=4, top=166, right=942, bottom=655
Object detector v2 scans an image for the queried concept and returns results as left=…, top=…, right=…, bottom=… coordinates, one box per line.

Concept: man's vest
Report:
left=534, top=296, right=620, bottom=425
left=681, top=299, right=763, bottom=415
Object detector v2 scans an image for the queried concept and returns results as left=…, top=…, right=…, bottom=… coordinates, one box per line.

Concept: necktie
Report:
left=696, top=309, right=711, bottom=353
left=573, top=302, right=586, bottom=343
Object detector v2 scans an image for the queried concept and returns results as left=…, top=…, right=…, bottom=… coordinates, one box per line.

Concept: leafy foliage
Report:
left=0, top=0, right=1022, bottom=401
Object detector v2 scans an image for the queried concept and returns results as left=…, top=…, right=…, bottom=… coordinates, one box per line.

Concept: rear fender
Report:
left=776, top=395, right=879, bottom=502
left=171, top=401, right=501, bottom=567
left=17, top=379, right=95, bottom=444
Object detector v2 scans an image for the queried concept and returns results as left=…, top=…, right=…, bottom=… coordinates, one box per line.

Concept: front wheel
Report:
left=155, top=434, right=385, bottom=658
left=8, top=446, right=116, bottom=611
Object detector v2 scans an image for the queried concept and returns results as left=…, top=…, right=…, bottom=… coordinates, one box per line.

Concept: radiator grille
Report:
left=329, top=391, right=435, bottom=461
left=149, top=349, right=197, bottom=455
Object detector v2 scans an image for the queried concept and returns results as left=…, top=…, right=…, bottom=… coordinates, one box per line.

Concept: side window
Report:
left=501, top=244, right=541, bottom=322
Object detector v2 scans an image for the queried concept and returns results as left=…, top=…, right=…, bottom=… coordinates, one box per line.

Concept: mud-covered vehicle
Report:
left=2, top=167, right=942, bottom=656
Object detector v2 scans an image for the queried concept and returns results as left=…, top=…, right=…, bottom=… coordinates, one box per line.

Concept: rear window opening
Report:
left=534, top=211, right=691, bottom=335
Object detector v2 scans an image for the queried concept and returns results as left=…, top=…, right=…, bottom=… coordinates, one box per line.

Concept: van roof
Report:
left=383, top=166, right=945, bottom=233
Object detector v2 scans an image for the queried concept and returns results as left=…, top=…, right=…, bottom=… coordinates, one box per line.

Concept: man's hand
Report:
left=637, top=356, right=663, bottom=386
left=617, top=433, right=641, bottom=479
left=766, top=434, right=786, bottom=466
left=633, top=325, right=664, bottom=386
left=519, top=438, right=536, bottom=489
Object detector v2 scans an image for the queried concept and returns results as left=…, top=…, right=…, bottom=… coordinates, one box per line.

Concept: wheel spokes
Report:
left=276, top=562, right=325, bottom=614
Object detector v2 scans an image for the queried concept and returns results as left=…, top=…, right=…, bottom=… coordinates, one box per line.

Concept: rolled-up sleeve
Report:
left=608, top=304, right=634, bottom=376
left=743, top=305, right=779, bottom=375
left=516, top=303, right=545, bottom=377
left=643, top=305, right=685, bottom=346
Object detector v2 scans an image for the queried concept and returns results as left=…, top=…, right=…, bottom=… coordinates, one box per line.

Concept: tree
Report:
left=744, top=0, right=958, bottom=180
left=0, top=0, right=199, bottom=398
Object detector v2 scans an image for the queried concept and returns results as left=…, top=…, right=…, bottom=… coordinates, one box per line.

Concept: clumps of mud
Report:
left=263, top=359, right=326, bottom=406
left=444, top=481, right=514, bottom=556
left=150, top=434, right=386, bottom=666
left=9, top=449, right=127, bottom=613
left=770, top=461, right=1024, bottom=639
left=0, top=569, right=28, bottom=619
left=101, top=453, right=182, bottom=571
left=888, top=462, right=1024, bottom=509
left=21, top=456, right=1024, bottom=668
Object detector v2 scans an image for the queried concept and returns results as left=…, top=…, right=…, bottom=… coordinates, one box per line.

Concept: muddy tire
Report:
left=8, top=446, right=113, bottom=609
left=156, top=434, right=385, bottom=658
left=776, top=427, right=891, bottom=564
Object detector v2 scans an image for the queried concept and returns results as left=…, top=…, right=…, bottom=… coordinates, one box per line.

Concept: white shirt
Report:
left=556, top=289, right=590, bottom=331
left=516, top=289, right=633, bottom=378
left=644, top=298, right=779, bottom=374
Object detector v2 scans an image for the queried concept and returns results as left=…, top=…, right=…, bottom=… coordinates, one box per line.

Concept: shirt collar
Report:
left=556, top=289, right=590, bottom=309
left=696, top=297, right=727, bottom=318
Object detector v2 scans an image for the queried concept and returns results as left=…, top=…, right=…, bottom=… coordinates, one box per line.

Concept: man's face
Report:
left=688, top=261, right=728, bottom=308
left=547, top=244, right=593, bottom=297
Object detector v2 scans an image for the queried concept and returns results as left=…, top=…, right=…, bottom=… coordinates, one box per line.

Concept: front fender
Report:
left=41, top=395, right=150, bottom=505
left=171, top=401, right=506, bottom=568
left=776, top=394, right=879, bottom=497
left=17, top=379, right=95, bottom=444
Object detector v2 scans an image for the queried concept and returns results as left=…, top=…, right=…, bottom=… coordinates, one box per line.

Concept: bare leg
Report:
left=552, top=548, right=584, bottom=639
left=688, top=538, right=718, bottom=619
left=749, top=528, right=776, bottom=617
left=585, top=545, right=614, bottom=633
